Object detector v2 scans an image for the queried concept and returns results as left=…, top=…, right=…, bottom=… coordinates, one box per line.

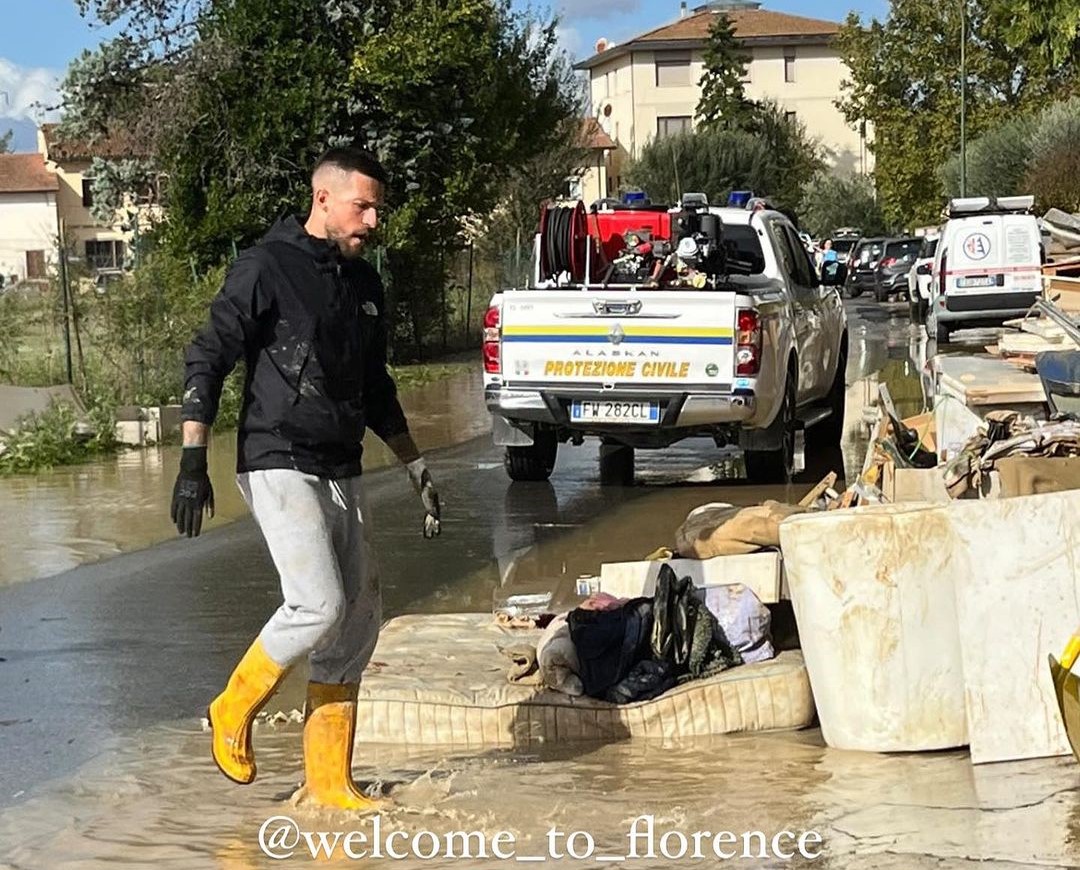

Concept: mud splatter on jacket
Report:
left=181, top=215, right=409, bottom=478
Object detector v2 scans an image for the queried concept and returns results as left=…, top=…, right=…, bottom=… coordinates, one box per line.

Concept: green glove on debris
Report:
left=406, top=457, right=441, bottom=539
left=171, top=445, right=215, bottom=538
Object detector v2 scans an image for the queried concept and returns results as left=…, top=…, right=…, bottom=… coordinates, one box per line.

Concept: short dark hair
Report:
left=312, top=146, right=389, bottom=186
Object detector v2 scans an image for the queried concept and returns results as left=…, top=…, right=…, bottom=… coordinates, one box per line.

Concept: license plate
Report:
left=957, top=275, right=999, bottom=288
left=570, top=401, right=660, bottom=425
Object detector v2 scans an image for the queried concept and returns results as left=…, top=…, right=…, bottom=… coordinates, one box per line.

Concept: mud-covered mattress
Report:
left=355, top=613, right=815, bottom=746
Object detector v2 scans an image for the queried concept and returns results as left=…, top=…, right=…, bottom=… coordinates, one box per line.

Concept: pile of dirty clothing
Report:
left=943, top=410, right=1080, bottom=497
left=502, top=563, right=774, bottom=705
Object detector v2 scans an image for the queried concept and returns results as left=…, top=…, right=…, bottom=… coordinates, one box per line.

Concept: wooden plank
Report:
left=998, top=332, right=1069, bottom=355
left=798, top=471, right=838, bottom=508
left=963, top=386, right=1047, bottom=405
left=936, top=355, right=1047, bottom=406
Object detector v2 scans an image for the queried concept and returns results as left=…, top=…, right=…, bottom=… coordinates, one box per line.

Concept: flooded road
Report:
left=4, top=301, right=1068, bottom=869
left=0, top=368, right=491, bottom=588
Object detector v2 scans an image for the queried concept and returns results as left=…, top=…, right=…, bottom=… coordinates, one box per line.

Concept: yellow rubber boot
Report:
left=294, top=682, right=387, bottom=812
left=208, top=638, right=289, bottom=784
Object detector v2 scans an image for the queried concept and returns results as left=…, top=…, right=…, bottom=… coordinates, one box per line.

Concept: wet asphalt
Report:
left=0, top=299, right=924, bottom=807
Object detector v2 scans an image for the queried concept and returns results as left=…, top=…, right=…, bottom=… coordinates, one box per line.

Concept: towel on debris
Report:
left=501, top=644, right=543, bottom=685
left=675, top=500, right=806, bottom=558
left=536, top=615, right=584, bottom=696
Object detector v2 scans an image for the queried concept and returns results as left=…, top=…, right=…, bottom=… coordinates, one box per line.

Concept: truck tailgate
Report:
left=500, top=291, right=736, bottom=388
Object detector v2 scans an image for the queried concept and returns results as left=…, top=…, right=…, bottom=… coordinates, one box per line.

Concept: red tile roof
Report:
left=0, top=154, right=59, bottom=194
left=581, top=118, right=616, bottom=150
left=637, top=7, right=840, bottom=42
left=576, top=6, right=841, bottom=69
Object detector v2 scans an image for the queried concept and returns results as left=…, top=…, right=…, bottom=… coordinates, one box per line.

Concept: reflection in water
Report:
left=0, top=370, right=489, bottom=588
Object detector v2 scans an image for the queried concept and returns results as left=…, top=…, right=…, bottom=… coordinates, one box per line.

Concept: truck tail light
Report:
left=483, top=305, right=501, bottom=374
left=939, top=250, right=948, bottom=299
left=736, top=308, right=761, bottom=377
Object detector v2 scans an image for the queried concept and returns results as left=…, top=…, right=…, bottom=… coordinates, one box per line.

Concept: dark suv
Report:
left=873, top=237, right=922, bottom=302
left=844, top=237, right=887, bottom=298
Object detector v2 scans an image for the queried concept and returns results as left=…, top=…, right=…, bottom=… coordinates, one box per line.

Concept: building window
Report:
left=655, top=51, right=691, bottom=87
left=25, top=250, right=46, bottom=280
left=785, top=110, right=798, bottom=124
left=784, top=50, right=796, bottom=83
left=85, top=240, right=126, bottom=271
left=656, top=116, right=692, bottom=138
left=739, top=63, right=752, bottom=84
left=81, top=177, right=94, bottom=208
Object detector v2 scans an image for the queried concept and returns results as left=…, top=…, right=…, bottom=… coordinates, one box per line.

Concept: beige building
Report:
left=37, top=124, right=158, bottom=274
left=0, top=154, right=59, bottom=285
left=572, top=119, right=617, bottom=205
left=574, top=0, right=872, bottom=203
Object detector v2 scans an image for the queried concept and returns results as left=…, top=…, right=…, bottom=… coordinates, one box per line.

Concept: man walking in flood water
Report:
left=169, top=147, right=441, bottom=811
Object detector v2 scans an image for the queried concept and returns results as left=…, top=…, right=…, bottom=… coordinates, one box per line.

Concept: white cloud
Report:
left=556, top=24, right=585, bottom=60
left=0, top=58, right=63, bottom=123
left=556, top=0, right=643, bottom=23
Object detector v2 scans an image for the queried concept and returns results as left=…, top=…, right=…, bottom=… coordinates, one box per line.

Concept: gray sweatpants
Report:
left=237, top=469, right=381, bottom=685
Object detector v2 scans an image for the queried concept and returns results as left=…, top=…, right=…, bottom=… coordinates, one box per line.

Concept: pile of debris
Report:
left=943, top=411, right=1080, bottom=497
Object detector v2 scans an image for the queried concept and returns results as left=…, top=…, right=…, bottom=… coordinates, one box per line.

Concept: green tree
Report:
left=991, top=0, right=1080, bottom=68
left=837, top=0, right=1076, bottom=227
left=799, top=172, right=889, bottom=238
left=1024, top=96, right=1080, bottom=212
left=939, top=114, right=1036, bottom=199
left=59, top=0, right=581, bottom=357
left=0, top=129, right=12, bottom=153
left=473, top=119, right=589, bottom=288
left=696, top=12, right=755, bottom=130
left=627, top=105, right=823, bottom=213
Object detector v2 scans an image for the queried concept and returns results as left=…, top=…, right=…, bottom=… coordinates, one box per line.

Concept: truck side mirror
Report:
left=821, top=261, right=847, bottom=286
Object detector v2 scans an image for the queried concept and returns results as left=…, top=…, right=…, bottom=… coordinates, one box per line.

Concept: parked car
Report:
left=928, top=196, right=1044, bottom=344
left=873, top=237, right=923, bottom=302
left=484, top=200, right=849, bottom=484
left=906, top=233, right=939, bottom=324
left=830, top=230, right=861, bottom=264
left=844, top=237, right=887, bottom=298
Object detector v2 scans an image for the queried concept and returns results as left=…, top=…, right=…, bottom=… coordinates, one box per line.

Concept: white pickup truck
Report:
left=482, top=199, right=849, bottom=483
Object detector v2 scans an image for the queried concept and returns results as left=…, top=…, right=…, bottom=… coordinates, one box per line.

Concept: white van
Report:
left=928, top=196, right=1045, bottom=344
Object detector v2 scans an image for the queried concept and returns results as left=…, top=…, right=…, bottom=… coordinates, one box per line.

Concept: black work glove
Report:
left=171, top=446, right=215, bottom=537
left=406, top=457, right=441, bottom=539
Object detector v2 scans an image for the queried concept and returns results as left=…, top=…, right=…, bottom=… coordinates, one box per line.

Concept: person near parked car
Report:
left=170, top=146, right=442, bottom=812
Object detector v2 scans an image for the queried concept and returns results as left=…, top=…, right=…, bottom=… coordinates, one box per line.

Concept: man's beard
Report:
left=326, top=222, right=367, bottom=259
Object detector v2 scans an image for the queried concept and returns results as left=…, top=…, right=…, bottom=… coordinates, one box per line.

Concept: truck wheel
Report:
left=809, top=344, right=846, bottom=448
left=505, top=429, right=558, bottom=482
left=599, top=442, right=634, bottom=486
left=745, top=372, right=796, bottom=484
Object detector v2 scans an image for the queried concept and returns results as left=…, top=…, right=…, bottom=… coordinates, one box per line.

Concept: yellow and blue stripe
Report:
left=502, top=325, right=734, bottom=345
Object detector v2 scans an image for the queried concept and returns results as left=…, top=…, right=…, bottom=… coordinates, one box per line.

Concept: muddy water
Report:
left=5, top=305, right=1046, bottom=869
left=3, top=717, right=1079, bottom=869
left=0, top=369, right=489, bottom=588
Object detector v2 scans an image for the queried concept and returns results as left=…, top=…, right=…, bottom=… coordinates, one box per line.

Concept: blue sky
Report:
left=1, top=0, right=889, bottom=149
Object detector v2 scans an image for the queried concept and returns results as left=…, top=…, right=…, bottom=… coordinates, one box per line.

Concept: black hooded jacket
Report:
left=181, top=215, right=409, bottom=478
